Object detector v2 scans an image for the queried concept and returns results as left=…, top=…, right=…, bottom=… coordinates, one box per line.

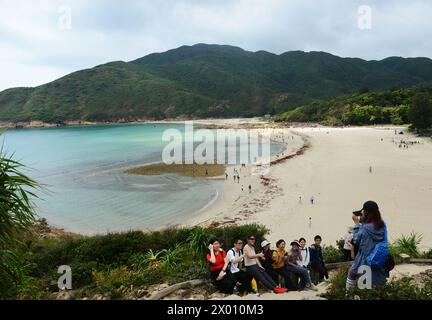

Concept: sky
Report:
left=0, top=0, right=431, bottom=91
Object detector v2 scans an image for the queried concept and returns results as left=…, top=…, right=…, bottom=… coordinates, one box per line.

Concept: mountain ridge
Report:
left=2, top=43, right=432, bottom=122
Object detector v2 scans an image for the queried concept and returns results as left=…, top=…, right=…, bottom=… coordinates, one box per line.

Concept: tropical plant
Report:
left=0, top=147, right=39, bottom=246
left=130, top=249, right=165, bottom=270
left=394, top=232, right=423, bottom=258
left=160, top=244, right=188, bottom=269
left=0, top=143, right=40, bottom=299
left=186, top=227, right=211, bottom=258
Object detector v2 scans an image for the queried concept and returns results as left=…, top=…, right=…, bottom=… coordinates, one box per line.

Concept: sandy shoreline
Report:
left=15, top=118, right=432, bottom=250
left=0, top=117, right=277, bottom=129
left=184, top=122, right=432, bottom=250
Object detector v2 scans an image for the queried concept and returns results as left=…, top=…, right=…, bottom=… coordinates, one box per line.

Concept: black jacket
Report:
left=309, top=244, right=328, bottom=276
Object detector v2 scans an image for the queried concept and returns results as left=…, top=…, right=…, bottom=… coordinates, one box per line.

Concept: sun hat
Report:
left=261, top=240, right=271, bottom=248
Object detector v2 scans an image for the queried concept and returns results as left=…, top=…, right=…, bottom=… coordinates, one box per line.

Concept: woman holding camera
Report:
left=346, top=201, right=388, bottom=291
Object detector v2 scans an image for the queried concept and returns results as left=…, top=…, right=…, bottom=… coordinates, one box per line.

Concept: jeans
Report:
left=264, top=267, right=280, bottom=285
left=273, top=265, right=297, bottom=291
left=285, top=265, right=312, bottom=288
left=246, top=264, right=277, bottom=290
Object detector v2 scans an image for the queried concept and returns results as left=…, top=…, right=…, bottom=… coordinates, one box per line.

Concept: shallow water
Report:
left=3, top=123, right=283, bottom=234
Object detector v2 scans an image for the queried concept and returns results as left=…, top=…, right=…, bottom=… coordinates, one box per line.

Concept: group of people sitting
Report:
left=206, top=234, right=329, bottom=296
left=206, top=200, right=392, bottom=296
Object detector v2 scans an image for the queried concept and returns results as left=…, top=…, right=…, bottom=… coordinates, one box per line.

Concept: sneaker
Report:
left=252, top=292, right=261, bottom=297
left=273, top=287, right=287, bottom=294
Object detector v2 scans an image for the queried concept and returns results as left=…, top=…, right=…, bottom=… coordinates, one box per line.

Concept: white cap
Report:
left=261, top=240, right=271, bottom=248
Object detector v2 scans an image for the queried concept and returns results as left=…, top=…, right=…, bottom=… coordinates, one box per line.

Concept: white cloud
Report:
left=0, top=0, right=431, bottom=91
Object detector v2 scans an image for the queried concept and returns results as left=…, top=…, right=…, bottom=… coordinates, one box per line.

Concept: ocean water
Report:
left=3, top=123, right=283, bottom=234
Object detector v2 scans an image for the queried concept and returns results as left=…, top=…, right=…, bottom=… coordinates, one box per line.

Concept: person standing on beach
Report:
left=234, top=175, right=237, bottom=183
left=225, top=173, right=228, bottom=180
left=249, top=185, right=252, bottom=193
left=369, top=166, right=372, bottom=173
left=237, top=175, right=240, bottom=184
left=299, top=196, right=302, bottom=204
left=310, top=196, right=314, bottom=205
left=308, top=217, right=312, bottom=229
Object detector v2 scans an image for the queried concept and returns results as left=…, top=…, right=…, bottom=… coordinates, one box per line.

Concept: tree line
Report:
left=277, top=84, right=432, bottom=134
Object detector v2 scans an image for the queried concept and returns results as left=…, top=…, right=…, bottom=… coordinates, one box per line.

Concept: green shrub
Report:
left=388, top=244, right=403, bottom=264
left=322, top=245, right=344, bottom=263
left=160, top=244, right=188, bottom=270
left=322, top=268, right=432, bottom=300
left=129, top=249, right=165, bottom=270
left=321, top=267, right=350, bottom=300
left=336, top=239, right=345, bottom=252
left=93, top=267, right=129, bottom=298
left=213, top=224, right=269, bottom=252
left=25, top=224, right=268, bottom=294
left=187, top=227, right=212, bottom=258
left=394, top=232, right=422, bottom=258
left=421, top=249, right=432, bottom=259
left=0, top=250, right=36, bottom=299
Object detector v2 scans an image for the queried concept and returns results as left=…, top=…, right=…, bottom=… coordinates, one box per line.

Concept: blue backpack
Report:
left=366, top=226, right=388, bottom=268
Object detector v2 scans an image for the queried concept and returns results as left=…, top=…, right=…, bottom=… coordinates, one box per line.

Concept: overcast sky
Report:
left=1, top=0, right=431, bottom=91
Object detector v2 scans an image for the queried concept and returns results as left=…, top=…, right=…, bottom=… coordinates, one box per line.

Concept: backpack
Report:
left=384, top=254, right=395, bottom=274
left=366, top=226, right=389, bottom=268
left=227, top=248, right=243, bottom=271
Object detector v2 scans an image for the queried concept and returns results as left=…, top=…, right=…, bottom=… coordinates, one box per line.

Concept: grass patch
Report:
left=126, top=163, right=226, bottom=178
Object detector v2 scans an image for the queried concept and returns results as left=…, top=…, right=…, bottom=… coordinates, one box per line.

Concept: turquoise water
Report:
left=3, top=124, right=283, bottom=234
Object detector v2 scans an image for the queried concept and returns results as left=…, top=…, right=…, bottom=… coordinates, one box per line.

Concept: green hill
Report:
left=277, top=83, right=432, bottom=128
left=2, top=44, right=432, bottom=122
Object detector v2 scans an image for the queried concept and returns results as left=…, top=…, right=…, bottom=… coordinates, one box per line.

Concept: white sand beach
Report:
left=186, top=124, right=432, bottom=250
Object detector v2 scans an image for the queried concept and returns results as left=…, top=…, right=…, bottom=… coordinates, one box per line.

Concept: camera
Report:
left=352, top=210, right=363, bottom=216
